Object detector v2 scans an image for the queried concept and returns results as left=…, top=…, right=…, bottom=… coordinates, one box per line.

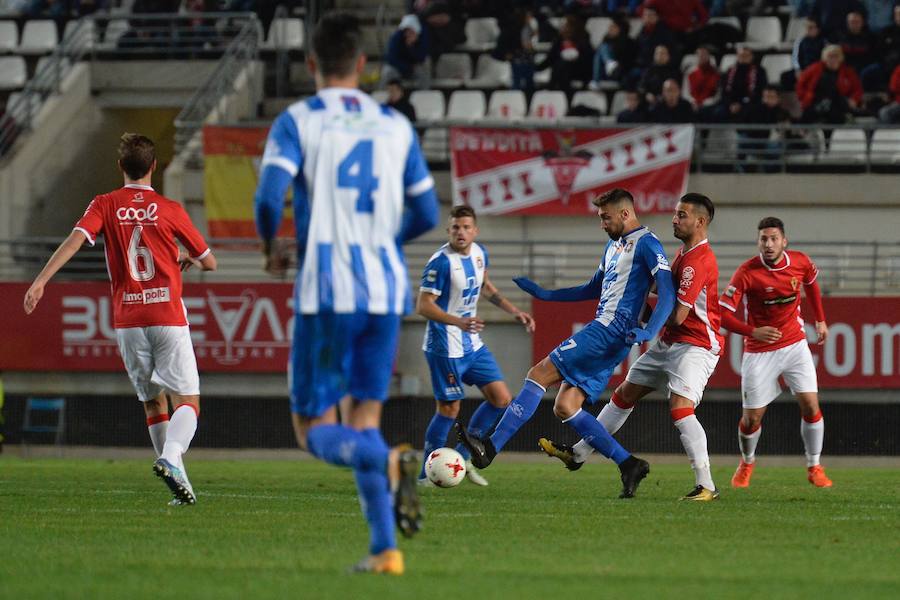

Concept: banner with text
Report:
left=202, top=125, right=293, bottom=238
left=450, top=125, right=693, bottom=215
left=531, top=297, right=900, bottom=389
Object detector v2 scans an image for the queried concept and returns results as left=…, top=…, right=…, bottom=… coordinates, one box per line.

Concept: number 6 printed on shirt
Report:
left=127, top=226, right=155, bottom=282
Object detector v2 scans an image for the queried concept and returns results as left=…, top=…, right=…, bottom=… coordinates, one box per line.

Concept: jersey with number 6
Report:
left=260, top=87, right=434, bottom=315
left=74, top=184, right=210, bottom=328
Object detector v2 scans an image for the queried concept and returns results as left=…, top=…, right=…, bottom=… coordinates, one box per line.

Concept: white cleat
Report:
left=465, top=459, right=489, bottom=487
left=416, top=477, right=436, bottom=488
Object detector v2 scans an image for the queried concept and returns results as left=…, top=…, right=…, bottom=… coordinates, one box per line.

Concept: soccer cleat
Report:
left=807, top=465, right=833, bottom=487
left=464, top=459, right=489, bottom=487
left=454, top=422, right=496, bottom=469
left=153, top=458, right=196, bottom=505
left=680, top=485, right=720, bottom=501
left=349, top=549, right=405, bottom=575
left=391, top=447, right=422, bottom=538
left=618, top=455, right=650, bottom=499
left=538, top=437, right=584, bottom=471
left=731, top=460, right=755, bottom=488
left=416, top=477, right=435, bottom=488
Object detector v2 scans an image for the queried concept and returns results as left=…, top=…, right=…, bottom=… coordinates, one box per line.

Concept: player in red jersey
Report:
left=540, top=193, right=724, bottom=501
left=719, top=217, right=832, bottom=488
left=23, top=133, right=217, bottom=505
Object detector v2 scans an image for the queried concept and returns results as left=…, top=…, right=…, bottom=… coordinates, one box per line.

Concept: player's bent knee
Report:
left=437, top=401, right=461, bottom=418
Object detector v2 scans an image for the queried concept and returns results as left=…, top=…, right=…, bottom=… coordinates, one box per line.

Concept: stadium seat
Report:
left=529, top=90, right=567, bottom=119
left=432, top=53, right=471, bottom=88
left=570, top=90, right=607, bottom=116
left=22, top=397, right=66, bottom=449
left=719, top=53, right=737, bottom=73
left=264, top=18, right=304, bottom=50
left=487, top=89, right=526, bottom=118
left=5, top=92, right=41, bottom=123
left=0, top=55, right=26, bottom=91
left=708, top=16, right=741, bottom=32
left=102, top=19, right=129, bottom=49
left=447, top=90, right=486, bottom=118
left=18, top=20, right=58, bottom=55
left=34, top=56, right=72, bottom=90
left=628, top=18, right=642, bottom=38
left=409, top=89, right=445, bottom=120
left=533, top=52, right=551, bottom=85
left=782, top=16, right=806, bottom=50
left=0, top=21, right=18, bottom=53
left=822, top=128, right=868, bottom=164
left=744, top=17, right=782, bottom=51
left=760, top=54, right=792, bottom=83
left=369, top=89, right=389, bottom=104
left=459, top=17, right=500, bottom=52
left=610, top=90, right=628, bottom=116
left=586, top=17, right=612, bottom=48
left=62, top=19, right=96, bottom=50
left=870, top=129, right=900, bottom=164
left=467, top=53, right=511, bottom=88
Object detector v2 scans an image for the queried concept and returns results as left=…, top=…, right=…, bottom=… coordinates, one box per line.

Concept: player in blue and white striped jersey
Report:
left=417, top=206, right=535, bottom=487
left=253, top=13, right=439, bottom=575
left=457, top=188, right=676, bottom=499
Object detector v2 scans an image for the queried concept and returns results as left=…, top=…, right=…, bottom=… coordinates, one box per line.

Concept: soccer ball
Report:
left=424, top=448, right=467, bottom=488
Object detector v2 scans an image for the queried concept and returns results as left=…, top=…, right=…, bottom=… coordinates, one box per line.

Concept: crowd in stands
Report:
left=384, top=0, right=900, bottom=125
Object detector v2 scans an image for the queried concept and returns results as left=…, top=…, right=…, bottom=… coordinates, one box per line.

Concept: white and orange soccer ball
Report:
left=424, top=448, right=467, bottom=488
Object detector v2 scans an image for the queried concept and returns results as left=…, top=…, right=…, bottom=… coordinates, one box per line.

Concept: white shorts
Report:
left=741, top=339, right=818, bottom=409
left=625, top=340, right=719, bottom=406
left=116, top=326, right=200, bottom=402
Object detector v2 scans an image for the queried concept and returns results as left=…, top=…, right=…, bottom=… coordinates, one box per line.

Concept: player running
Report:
left=720, top=217, right=832, bottom=488
left=457, top=188, right=675, bottom=499
left=24, top=133, right=216, bottom=506
left=417, top=205, right=535, bottom=487
left=254, top=13, right=439, bottom=575
left=540, top=193, right=723, bottom=501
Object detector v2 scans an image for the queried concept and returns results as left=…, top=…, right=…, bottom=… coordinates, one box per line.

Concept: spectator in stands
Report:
left=786, top=17, right=827, bottom=90
left=616, top=88, right=649, bottom=122
left=642, top=0, right=708, bottom=36
left=809, top=0, right=864, bottom=40
left=878, top=63, right=900, bottom=122
left=878, top=6, right=900, bottom=88
left=838, top=10, right=881, bottom=89
left=386, top=79, right=417, bottom=122
left=590, top=14, right=638, bottom=88
left=382, top=14, right=430, bottom=89
left=639, top=44, right=681, bottom=105
left=419, top=0, right=466, bottom=61
left=495, top=6, right=537, bottom=92
left=687, top=45, right=720, bottom=106
left=735, top=85, right=792, bottom=173
left=634, top=6, right=677, bottom=72
left=797, top=44, right=863, bottom=123
left=706, top=44, right=766, bottom=122
left=534, top=14, right=593, bottom=92
left=648, top=79, right=696, bottom=123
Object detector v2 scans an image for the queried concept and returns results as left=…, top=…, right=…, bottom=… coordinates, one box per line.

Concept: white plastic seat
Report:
left=467, top=53, right=511, bottom=88
left=586, top=17, right=611, bottom=48
left=760, top=54, right=792, bottom=83
left=409, top=89, right=445, bottom=120
left=719, top=53, right=737, bottom=73
left=870, top=129, right=900, bottom=164
left=265, top=18, right=304, bottom=50
left=610, top=90, right=629, bottom=116
left=0, top=21, right=18, bottom=53
left=628, top=18, right=642, bottom=38
left=102, top=19, right=129, bottom=49
left=5, top=91, right=41, bottom=122
left=822, top=128, right=868, bottom=164
left=62, top=19, right=96, bottom=49
left=528, top=90, right=567, bottom=119
left=487, top=89, right=526, bottom=118
left=369, top=89, right=389, bottom=104
left=432, top=53, right=471, bottom=88
left=570, top=90, right=607, bottom=115
left=781, top=16, right=805, bottom=50
left=459, top=17, right=499, bottom=51
left=18, top=20, right=58, bottom=55
left=744, top=16, right=782, bottom=51
left=0, top=55, right=26, bottom=90
left=708, top=16, right=741, bottom=31
left=533, top=52, right=550, bottom=85
left=447, top=90, right=486, bottom=118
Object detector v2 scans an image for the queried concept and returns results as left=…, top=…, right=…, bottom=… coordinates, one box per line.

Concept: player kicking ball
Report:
left=540, top=194, right=724, bottom=501
left=720, top=217, right=832, bottom=488
left=24, top=133, right=216, bottom=506
left=457, top=188, right=675, bottom=499
left=417, top=205, right=535, bottom=487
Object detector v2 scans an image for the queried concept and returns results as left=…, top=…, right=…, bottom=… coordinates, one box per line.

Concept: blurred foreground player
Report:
left=24, top=133, right=216, bottom=506
left=720, top=217, right=832, bottom=488
left=253, top=13, right=439, bottom=575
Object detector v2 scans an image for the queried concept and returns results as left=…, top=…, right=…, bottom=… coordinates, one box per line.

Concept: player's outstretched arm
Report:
left=398, top=187, right=439, bottom=244
left=416, top=291, right=484, bottom=334
left=483, top=272, right=535, bottom=332
left=720, top=309, right=783, bottom=344
left=24, top=231, right=86, bottom=314
left=513, top=268, right=603, bottom=302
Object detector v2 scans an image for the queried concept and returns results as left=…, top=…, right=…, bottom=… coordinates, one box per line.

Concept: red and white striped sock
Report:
left=161, top=404, right=198, bottom=469
left=801, top=411, right=824, bottom=467
left=738, top=420, right=762, bottom=464
left=146, top=414, right=169, bottom=457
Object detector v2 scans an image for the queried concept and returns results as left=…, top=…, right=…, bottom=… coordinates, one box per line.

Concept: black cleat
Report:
left=538, top=437, right=584, bottom=471
left=393, top=448, right=422, bottom=538
left=455, top=422, right=496, bottom=469
left=618, top=455, right=650, bottom=499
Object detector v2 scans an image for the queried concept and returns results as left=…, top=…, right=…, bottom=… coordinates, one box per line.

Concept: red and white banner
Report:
left=450, top=125, right=693, bottom=215
left=531, top=297, right=900, bottom=389
left=0, top=283, right=294, bottom=372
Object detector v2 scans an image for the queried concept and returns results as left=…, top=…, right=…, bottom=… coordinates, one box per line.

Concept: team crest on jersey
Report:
left=132, top=192, right=144, bottom=202
left=624, top=241, right=634, bottom=253
left=791, top=277, right=799, bottom=291
left=680, top=266, right=695, bottom=289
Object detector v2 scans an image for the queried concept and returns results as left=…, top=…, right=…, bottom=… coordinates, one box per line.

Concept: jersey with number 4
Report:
left=261, top=87, right=434, bottom=315
left=74, top=184, right=210, bottom=328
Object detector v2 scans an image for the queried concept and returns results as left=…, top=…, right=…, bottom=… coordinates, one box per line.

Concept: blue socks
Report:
left=455, top=400, right=504, bottom=459
left=420, top=413, right=455, bottom=478
left=354, top=428, right=395, bottom=555
left=565, top=409, right=631, bottom=465
left=489, top=379, right=546, bottom=453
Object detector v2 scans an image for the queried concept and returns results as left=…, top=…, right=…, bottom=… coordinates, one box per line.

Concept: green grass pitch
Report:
left=1, top=457, right=898, bottom=599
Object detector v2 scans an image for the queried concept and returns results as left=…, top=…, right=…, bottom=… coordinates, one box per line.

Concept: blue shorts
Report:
left=549, top=317, right=632, bottom=404
left=289, top=313, right=401, bottom=418
left=425, top=346, right=504, bottom=401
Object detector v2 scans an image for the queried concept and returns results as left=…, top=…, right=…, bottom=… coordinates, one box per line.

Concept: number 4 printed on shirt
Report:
left=338, top=140, right=379, bottom=214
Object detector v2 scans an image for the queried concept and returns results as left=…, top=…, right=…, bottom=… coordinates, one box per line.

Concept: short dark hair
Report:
left=679, top=193, right=715, bottom=223
left=593, top=187, right=634, bottom=207
left=450, top=205, right=477, bottom=221
left=758, top=216, right=785, bottom=234
left=118, top=133, right=155, bottom=180
left=311, top=13, right=362, bottom=78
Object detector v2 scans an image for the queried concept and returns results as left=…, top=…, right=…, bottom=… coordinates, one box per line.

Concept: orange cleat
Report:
left=731, top=460, right=755, bottom=488
left=807, top=465, right=833, bottom=487
left=350, top=549, right=405, bottom=575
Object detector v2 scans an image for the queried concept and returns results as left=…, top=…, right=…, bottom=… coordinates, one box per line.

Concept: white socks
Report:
left=738, top=422, right=762, bottom=464
left=147, top=417, right=169, bottom=457
left=572, top=396, right=634, bottom=462
left=161, top=404, right=198, bottom=469
left=801, top=412, right=824, bottom=467
left=674, top=413, right=715, bottom=491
